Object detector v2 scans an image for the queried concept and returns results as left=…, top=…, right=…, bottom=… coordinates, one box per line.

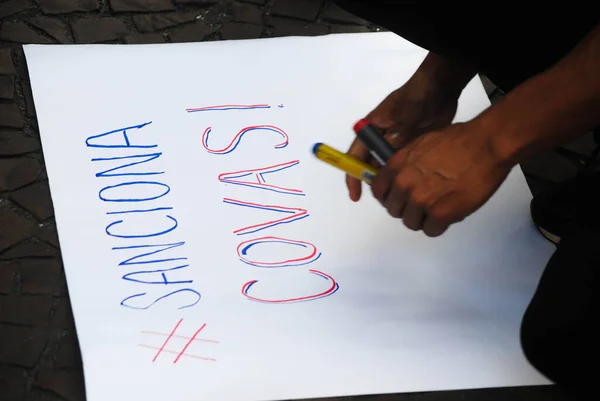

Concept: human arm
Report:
left=413, top=52, right=478, bottom=100
left=481, top=23, right=600, bottom=166
left=369, top=24, right=600, bottom=236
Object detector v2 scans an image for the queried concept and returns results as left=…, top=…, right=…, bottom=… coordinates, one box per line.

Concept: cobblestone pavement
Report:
left=0, top=1, right=593, bottom=400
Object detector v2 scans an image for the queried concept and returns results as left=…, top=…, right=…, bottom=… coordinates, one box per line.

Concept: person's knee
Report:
left=520, top=310, right=553, bottom=377
left=520, top=305, right=596, bottom=392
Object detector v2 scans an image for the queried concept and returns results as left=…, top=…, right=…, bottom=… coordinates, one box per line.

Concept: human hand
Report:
left=347, top=74, right=460, bottom=201
left=370, top=121, right=512, bottom=237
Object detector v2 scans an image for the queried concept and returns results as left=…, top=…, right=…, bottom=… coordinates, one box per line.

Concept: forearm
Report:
left=412, top=52, right=478, bottom=98
left=478, top=24, right=600, bottom=166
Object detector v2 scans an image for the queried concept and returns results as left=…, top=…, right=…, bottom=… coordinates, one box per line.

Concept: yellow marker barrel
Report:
left=312, top=142, right=377, bottom=184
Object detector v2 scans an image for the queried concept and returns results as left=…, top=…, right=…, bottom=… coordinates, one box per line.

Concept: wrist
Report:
left=474, top=72, right=600, bottom=168
left=472, top=90, right=559, bottom=169
left=413, top=52, right=478, bottom=99
left=473, top=24, right=600, bottom=167
left=471, top=106, right=525, bottom=168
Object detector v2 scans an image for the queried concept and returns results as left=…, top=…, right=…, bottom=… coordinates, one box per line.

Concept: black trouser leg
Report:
left=333, top=1, right=478, bottom=61
left=333, top=1, right=599, bottom=92
left=520, top=226, right=599, bottom=397
left=521, top=173, right=600, bottom=395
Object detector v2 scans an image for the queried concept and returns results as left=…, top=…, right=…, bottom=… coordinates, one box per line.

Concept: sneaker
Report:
left=530, top=172, right=600, bottom=245
left=530, top=178, right=578, bottom=244
left=530, top=131, right=600, bottom=244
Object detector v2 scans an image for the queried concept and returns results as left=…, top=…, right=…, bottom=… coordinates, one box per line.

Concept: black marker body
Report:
left=354, top=121, right=396, bottom=165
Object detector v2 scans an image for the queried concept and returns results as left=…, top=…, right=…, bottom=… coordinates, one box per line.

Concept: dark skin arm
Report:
left=369, top=24, right=600, bottom=237
left=481, top=24, right=600, bottom=165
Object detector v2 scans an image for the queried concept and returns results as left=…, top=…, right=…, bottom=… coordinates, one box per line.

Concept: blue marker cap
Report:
left=312, top=142, right=323, bottom=155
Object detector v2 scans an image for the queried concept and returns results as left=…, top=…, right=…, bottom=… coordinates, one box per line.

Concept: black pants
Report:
left=334, top=0, right=599, bottom=397
left=334, top=1, right=599, bottom=92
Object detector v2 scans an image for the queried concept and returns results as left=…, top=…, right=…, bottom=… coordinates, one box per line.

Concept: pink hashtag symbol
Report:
left=139, top=319, right=218, bottom=363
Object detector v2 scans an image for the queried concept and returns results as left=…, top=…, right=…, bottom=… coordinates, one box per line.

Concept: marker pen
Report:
left=312, top=142, right=377, bottom=184
left=353, top=118, right=396, bottom=165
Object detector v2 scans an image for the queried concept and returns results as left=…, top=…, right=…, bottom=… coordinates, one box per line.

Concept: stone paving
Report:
left=0, top=1, right=595, bottom=400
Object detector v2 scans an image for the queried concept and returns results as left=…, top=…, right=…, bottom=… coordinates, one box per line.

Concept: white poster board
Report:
left=24, top=32, right=554, bottom=401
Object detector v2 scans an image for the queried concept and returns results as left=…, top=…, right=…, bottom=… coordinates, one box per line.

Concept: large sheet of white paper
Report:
left=24, top=32, right=554, bottom=401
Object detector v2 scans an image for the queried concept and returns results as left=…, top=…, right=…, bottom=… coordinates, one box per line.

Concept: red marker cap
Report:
left=352, top=118, right=395, bottom=164
left=353, top=118, right=370, bottom=133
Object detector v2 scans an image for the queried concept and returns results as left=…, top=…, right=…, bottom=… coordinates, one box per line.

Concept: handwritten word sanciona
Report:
left=85, top=122, right=200, bottom=310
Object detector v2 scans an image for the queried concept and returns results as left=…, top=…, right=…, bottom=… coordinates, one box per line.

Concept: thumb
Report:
left=381, top=124, right=416, bottom=151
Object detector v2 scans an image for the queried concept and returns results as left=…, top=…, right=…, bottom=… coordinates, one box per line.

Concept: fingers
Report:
left=385, top=187, right=446, bottom=235
left=347, top=135, right=370, bottom=161
left=384, top=124, right=421, bottom=151
left=383, top=131, right=402, bottom=150
left=345, top=172, right=362, bottom=202
left=402, top=202, right=426, bottom=231
left=370, top=165, right=396, bottom=205
left=345, top=138, right=371, bottom=201
left=385, top=189, right=449, bottom=236
left=371, top=155, right=454, bottom=235
left=345, top=130, right=402, bottom=202
left=371, top=150, right=411, bottom=214
left=422, top=217, right=448, bottom=237
left=345, top=116, right=420, bottom=203
left=384, top=185, right=407, bottom=218
left=379, top=164, right=428, bottom=231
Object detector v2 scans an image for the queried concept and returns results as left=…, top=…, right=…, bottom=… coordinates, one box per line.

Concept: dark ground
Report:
left=0, top=1, right=597, bottom=400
